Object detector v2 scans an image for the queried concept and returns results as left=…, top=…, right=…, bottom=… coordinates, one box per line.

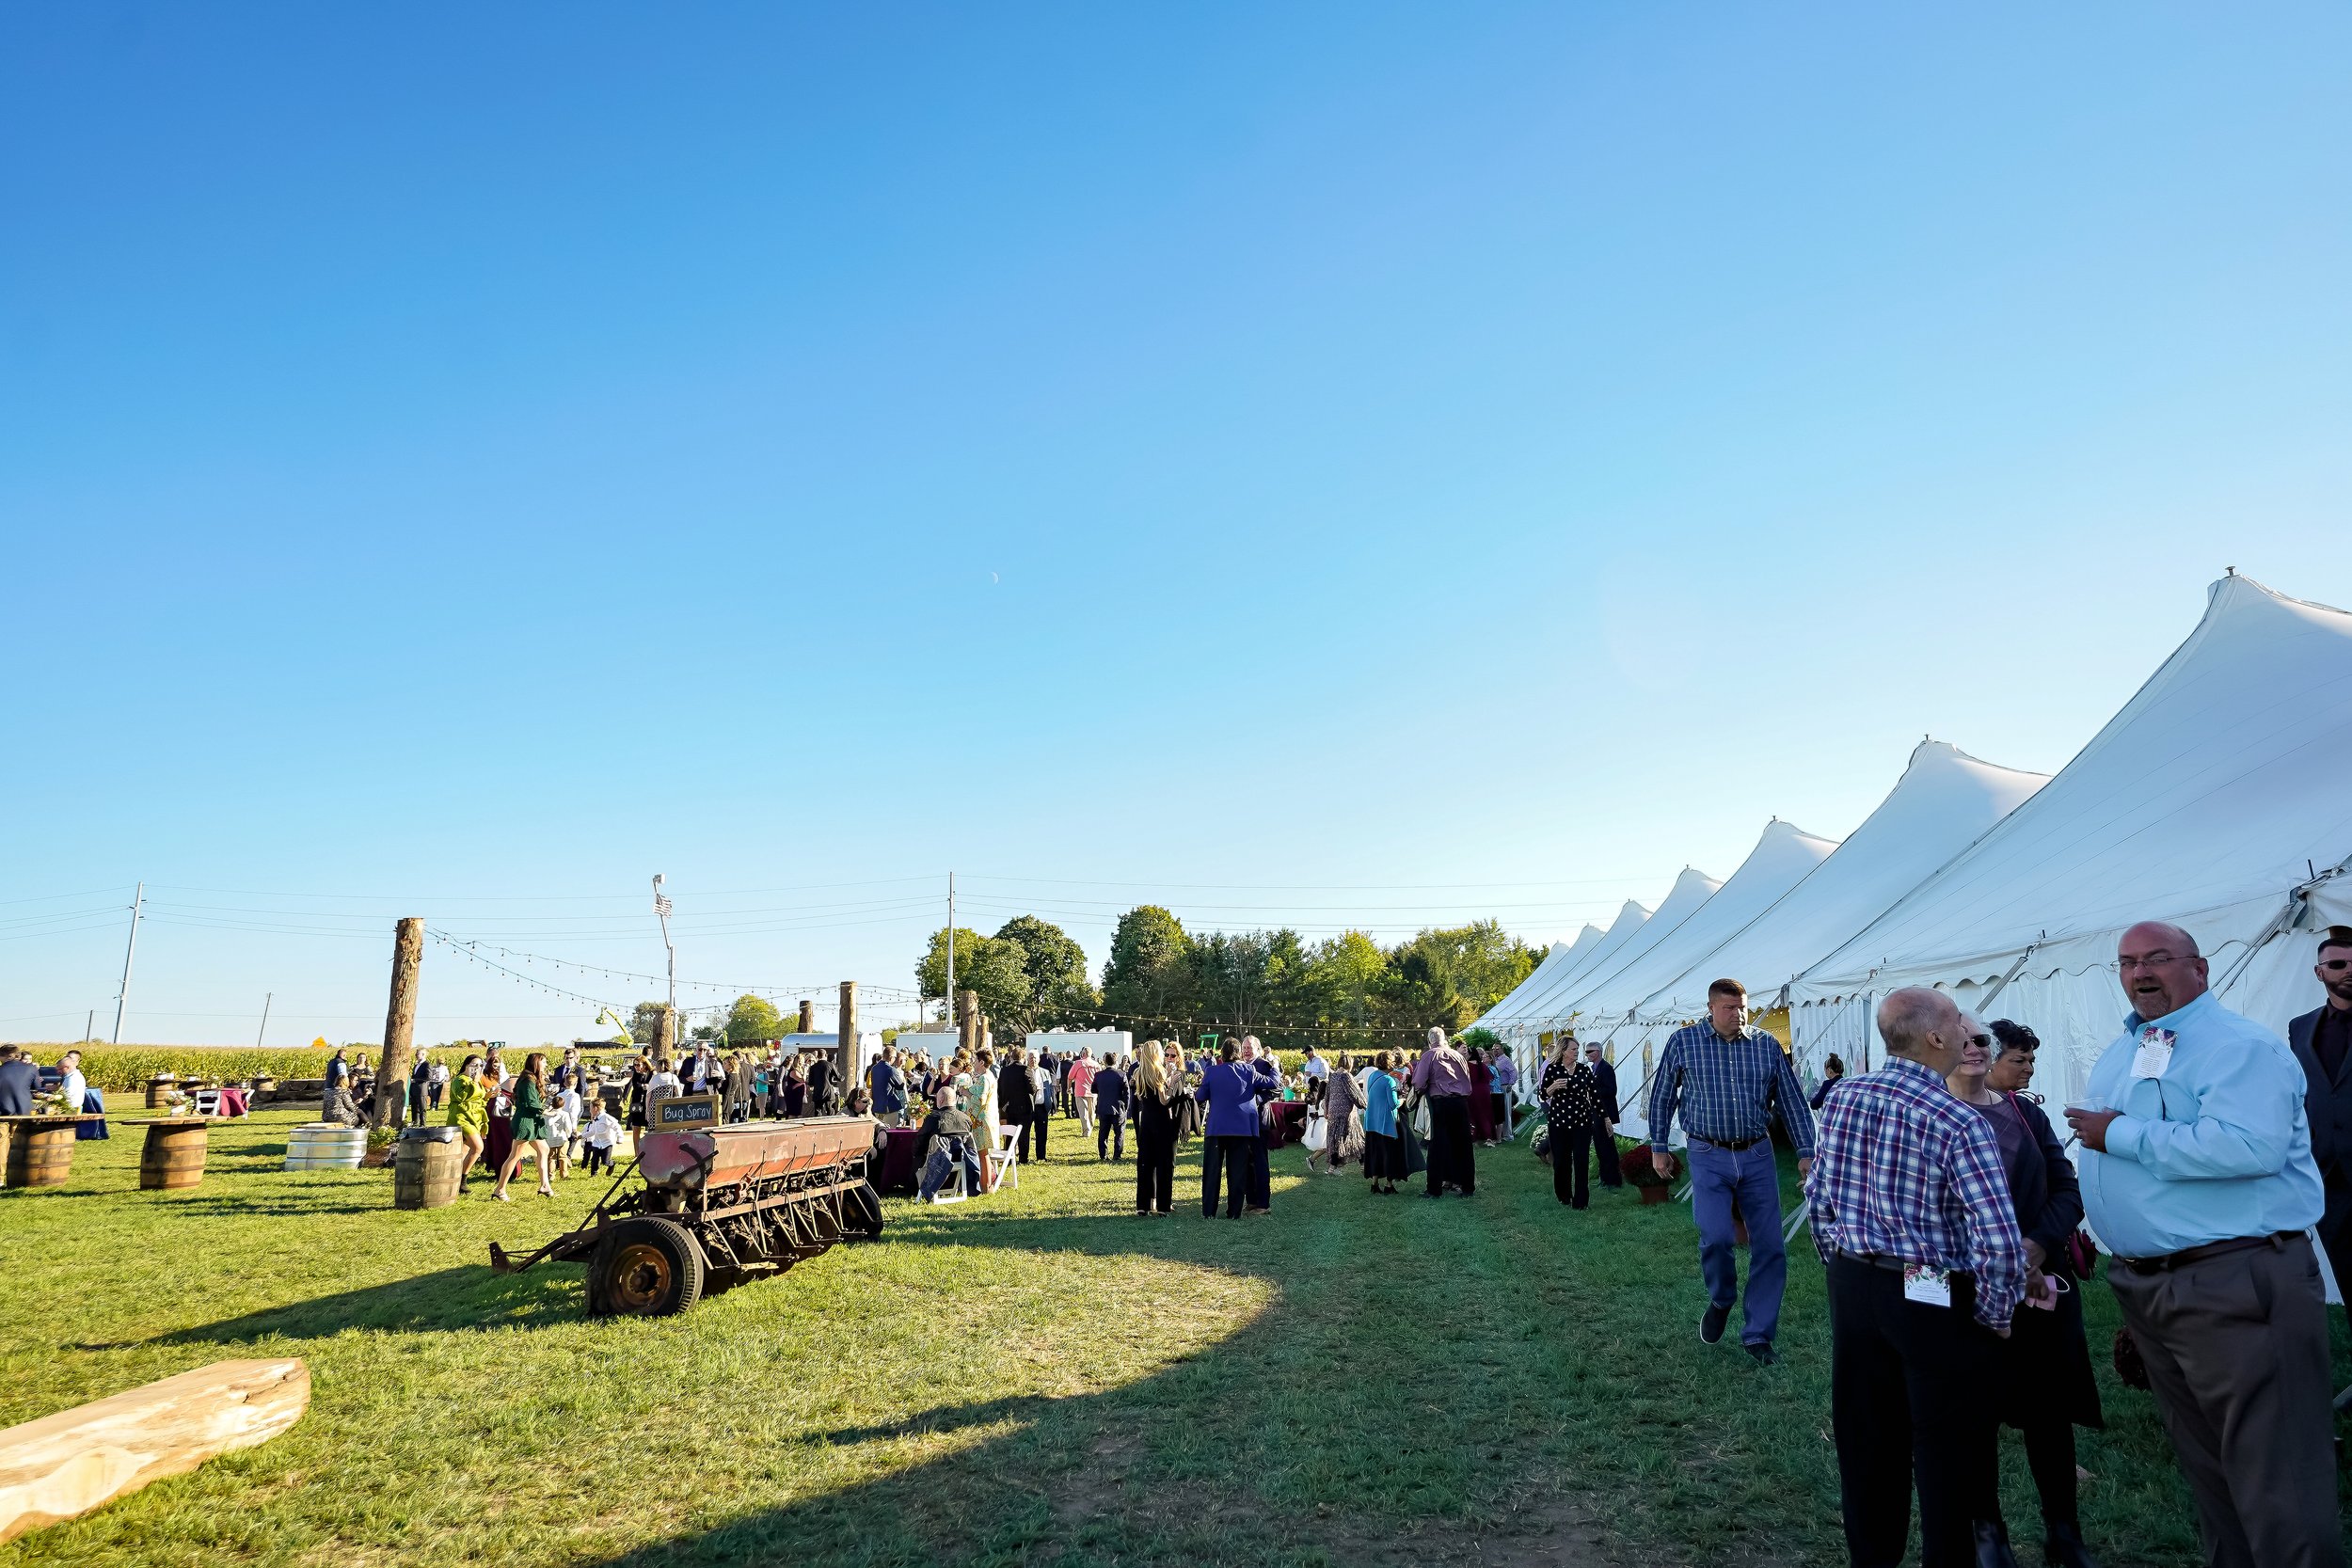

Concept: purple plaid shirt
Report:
left=1802, top=1056, right=2027, bottom=1331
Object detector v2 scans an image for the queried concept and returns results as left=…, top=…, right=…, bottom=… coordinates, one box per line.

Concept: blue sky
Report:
left=5, top=5, right=2349, bottom=1045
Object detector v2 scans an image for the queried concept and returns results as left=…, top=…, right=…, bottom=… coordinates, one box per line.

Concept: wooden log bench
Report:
left=0, top=1358, right=309, bottom=1543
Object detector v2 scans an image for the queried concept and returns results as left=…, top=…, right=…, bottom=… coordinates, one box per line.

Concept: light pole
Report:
left=945, top=871, right=955, bottom=1028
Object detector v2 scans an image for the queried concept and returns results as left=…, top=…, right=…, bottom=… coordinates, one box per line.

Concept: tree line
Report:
left=911, top=906, right=1540, bottom=1052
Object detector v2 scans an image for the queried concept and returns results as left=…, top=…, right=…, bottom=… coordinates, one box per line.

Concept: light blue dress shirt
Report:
left=2078, top=989, right=2324, bottom=1259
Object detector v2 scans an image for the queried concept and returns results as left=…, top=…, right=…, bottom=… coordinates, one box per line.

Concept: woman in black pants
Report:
left=1542, top=1044, right=1601, bottom=1209
left=1955, top=1019, right=2104, bottom=1568
left=1130, top=1042, right=1181, bottom=1214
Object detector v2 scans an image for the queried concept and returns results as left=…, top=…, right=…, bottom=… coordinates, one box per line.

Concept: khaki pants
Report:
left=2107, top=1233, right=2343, bottom=1568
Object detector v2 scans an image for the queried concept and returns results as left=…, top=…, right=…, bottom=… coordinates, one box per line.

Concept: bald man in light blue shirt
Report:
left=2066, top=921, right=2337, bottom=1568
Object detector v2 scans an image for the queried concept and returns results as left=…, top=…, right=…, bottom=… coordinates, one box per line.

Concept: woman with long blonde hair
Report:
left=1129, top=1041, right=1181, bottom=1215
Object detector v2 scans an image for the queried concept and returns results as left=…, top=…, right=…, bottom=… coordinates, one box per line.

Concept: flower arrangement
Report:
left=1621, top=1138, right=1676, bottom=1188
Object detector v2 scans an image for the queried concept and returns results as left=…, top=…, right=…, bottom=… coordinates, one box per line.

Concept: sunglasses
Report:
left=1966, top=1033, right=1994, bottom=1049
left=2322, top=958, right=2352, bottom=973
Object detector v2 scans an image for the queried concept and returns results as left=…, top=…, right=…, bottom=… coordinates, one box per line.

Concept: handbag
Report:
left=1410, top=1095, right=1432, bottom=1139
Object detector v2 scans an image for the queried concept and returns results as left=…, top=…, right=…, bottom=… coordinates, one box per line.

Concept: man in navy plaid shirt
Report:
left=1646, top=977, right=1816, bottom=1364
left=1804, top=986, right=2025, bottom=1568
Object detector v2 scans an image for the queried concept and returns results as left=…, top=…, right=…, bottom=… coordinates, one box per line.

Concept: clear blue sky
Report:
left=6, top=5, right=2349, bottom=1045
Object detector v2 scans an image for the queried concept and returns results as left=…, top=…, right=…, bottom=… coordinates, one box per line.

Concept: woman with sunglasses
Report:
left=1948, top=1017, right=2103, bottom=1568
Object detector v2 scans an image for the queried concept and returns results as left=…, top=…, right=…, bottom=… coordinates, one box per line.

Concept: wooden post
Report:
left=837, top=981, right=858, bottom=1085
left=797, top=999, right=816, bottom=1035
left=655, top=1006, right=678, bottom=1062
left=373, top=918, right=423, bottom=1131
left=958, top=990, right=979, bottom=1053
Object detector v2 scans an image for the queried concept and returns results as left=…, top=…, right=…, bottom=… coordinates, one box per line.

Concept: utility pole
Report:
left=653, top=874, right=676, bottom=1020
left=256, top=991, right=274, bottom=1048
left=945, top=871, right=955, bottom=1026
left=83, top=1010, right=92, bottom=1044
left=112, top=881, right=144, bottom=1045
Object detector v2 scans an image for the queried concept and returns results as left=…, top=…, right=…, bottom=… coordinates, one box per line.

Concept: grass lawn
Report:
left=1, top=1108, right=2340, bottom=1567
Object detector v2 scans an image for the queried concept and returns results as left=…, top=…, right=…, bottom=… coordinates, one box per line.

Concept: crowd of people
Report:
left=1639, top=926, right=2348, bottom=1568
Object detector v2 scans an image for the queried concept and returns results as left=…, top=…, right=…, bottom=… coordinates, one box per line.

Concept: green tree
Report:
left=914, top=927, right=1032, bottom=1028
left=1100, top=906, right=1194, bottom=1026
left=1384, top=921, right=1541, bottom=1033
left=993, top=914, right=1099, bottom=1028
left=723, top=993, right=785, bottom=1044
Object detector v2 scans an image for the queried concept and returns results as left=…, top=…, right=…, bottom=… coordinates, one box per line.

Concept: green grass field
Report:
left=0, top=1108, right=2336, bottom=1567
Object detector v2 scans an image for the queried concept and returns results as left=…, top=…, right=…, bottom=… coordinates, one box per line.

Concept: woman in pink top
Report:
left=1069, top=1050, right=1097, bottom=1138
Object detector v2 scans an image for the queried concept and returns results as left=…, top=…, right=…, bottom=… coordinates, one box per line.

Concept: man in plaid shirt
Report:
left=1804, top=986, right=2025, bottom=1568
left=1647, top=978, right=1817, bottom=1363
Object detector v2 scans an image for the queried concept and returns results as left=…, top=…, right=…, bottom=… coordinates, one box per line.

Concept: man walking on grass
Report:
left=1646, top=978, right=1814, bottom=1365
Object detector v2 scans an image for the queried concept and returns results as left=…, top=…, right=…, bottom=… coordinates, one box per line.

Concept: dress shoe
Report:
left=2042, top=1522, right=2099, bottom=1568
left=1700, top=1304, right=1730, bottom=1344
left=1973, top=1520, right=2021, bottom=1568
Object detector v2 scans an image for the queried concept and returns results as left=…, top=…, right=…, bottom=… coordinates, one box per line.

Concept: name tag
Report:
left=2131, top=1025, right=2176, bottom=1081
left=1902, top=1265, right=1952, bottom=1307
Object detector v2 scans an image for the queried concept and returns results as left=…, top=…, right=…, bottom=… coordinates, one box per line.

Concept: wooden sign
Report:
left=650, top=1094, right=720, bottom=1129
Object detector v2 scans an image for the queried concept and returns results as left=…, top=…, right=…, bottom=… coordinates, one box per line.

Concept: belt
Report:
left=1834, top=1251, right=1975, bottom=1278
left=1697, top=1135, right=1761, bottom=1152
left=2117, top=1231, right=2296, bottom=1275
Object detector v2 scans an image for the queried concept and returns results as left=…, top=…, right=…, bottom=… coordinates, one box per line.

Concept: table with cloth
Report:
left=877, top=1126, right=920, bottom=1194
left=1263, top=1100, right=1311, bottom=1148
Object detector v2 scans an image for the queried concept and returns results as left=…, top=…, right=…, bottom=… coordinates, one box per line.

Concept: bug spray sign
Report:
left=652, top=1094, right=720, bottom=1129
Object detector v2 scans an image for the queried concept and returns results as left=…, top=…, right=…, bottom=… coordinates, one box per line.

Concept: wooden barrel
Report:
left=140, top=1119, right=209, bottom=1190
left=4, top=1121, right=76, bottom=1188
left=284, top=1123, right=367, bottom=1171
left=391, top=1134, right=466, bottom=1210
left=146, top=1077, right=176, bottom=1110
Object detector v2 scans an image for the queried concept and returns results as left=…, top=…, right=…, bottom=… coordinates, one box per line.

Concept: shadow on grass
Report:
left=562, top=1164, right=1700, bottom=1568
left=158, top=1264, right=581, bottom=1343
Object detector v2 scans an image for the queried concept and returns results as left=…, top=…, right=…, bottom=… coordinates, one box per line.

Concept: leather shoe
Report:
left=1742, top=1340, right=1777, bottom=1367
left=1699, top=1304, right=1730, bottom=1344
left=2042, top=1522, right=2099, bottom=1568
left=1973, top=1520, right=2021, bottom=1568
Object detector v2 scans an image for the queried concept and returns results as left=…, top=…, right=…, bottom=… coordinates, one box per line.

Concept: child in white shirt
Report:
left=584, top=1108, right=622, bottom=1174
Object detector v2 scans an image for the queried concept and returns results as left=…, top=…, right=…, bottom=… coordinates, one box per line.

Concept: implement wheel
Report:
left=587, top=1215, right=706, bottom=1318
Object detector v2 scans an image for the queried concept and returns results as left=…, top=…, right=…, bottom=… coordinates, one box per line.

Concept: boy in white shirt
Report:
left=583, top=1107, right=621, bottom=1174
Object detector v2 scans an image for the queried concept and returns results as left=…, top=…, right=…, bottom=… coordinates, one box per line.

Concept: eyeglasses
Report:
left=2321, top=958, right=2352, bottom=974
left=1966, top=1034, right=1994, bottom=1049
left=2118, top=952, right=2194, bottom=974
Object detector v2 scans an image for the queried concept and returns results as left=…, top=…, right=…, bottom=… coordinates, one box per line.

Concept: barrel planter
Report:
left=392, top=1128, right=466, bottom=1210
left=4, top=1119, right=77, bottom=1188
left=145, top=1076, right=178, bottom=1111
left=250, top=1076, right=278, bottom=1099
left=140, top=1119, right=209, bottom=1190
left=283, top=1123, right=367, bottom=1171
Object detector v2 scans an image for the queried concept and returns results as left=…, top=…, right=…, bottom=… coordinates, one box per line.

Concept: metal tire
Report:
left=587, top=1215, right=706, bottom=1318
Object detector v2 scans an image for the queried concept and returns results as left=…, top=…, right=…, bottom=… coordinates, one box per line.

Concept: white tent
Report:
left=1578, top=821, right=1838, bottom=1035
left=1474, top=926, right=1603, bottom=1036
left=1636, top=741, right=2050, bottom=1079
left=1790, top=574, right=2352, bottom=1110
left=1471, top=897, right=1654, bottom=1044
left=1567, top=822, right=1837, bottom=1137
left=1544, top=867, right=1725, bottom=1035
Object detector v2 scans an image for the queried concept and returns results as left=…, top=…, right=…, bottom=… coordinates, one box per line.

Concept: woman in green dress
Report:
left=494, top=1052, right=555, bottom=1202
left=444, top=1053, right=489, bottom=1192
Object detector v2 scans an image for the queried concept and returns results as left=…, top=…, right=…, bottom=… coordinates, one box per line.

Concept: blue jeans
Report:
left=1687, top=1136, right=1787, bottom=1346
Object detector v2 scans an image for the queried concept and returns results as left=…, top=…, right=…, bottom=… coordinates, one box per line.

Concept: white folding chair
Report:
left=988, top=1127, right=1020, bottom=1192
left=193, top=1087, right=223, bottom=1117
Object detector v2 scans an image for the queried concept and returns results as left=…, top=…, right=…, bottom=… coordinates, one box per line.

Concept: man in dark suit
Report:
left=2288, top=925, right=2352, bottom=1323
left=1582, top=1040, right=1624, bottom=1188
